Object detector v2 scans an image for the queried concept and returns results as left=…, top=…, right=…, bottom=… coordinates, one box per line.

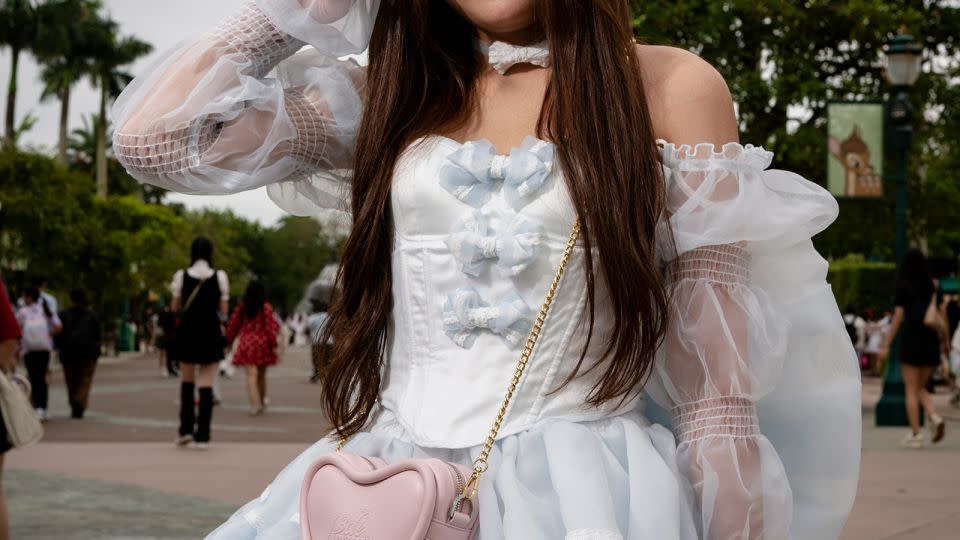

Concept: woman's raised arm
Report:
left=113, top=1, right=379, bottom=215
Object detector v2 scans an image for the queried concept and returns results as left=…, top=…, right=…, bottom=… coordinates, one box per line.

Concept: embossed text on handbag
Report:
left=299, top=222, right=581, bottom=540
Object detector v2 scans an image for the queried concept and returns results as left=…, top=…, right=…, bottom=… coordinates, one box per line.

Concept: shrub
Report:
left=828, top=254, right=897, bottom=315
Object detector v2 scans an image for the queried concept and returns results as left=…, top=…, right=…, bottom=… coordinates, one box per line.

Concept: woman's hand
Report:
left=877, top=346, right=890, bottom=364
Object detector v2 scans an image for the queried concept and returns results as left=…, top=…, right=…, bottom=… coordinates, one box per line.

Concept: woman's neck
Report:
left=475, top=26, right=543, bottom=46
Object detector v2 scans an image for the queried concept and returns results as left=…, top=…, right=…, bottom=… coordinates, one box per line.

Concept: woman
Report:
left=155, top=303, right=179, bottom=377
left=15, top=287, right=61, bottom=422
left=879, top=249, right=947, bottom=448
left=169, top=237, right=229, bottom=449
left=0, top=278, right=20, bottom=540
left=114, top=1, right=861, bottom=537
left=57, top=289, right=102, bottom=419
left=864, top=309, right=891, bottom=376
left=226, top=281, right=280, bottom=416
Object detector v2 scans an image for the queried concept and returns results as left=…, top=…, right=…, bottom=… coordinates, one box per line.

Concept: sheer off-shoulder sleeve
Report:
left=112, top=0, right=380, bottom=219
left=649, top=143, right=861, bottom=539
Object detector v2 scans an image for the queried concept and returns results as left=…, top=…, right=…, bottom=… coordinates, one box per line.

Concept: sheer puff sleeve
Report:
left=112, top=0, right=380, bottom=221
left=649, top=142, right=862, bottom=539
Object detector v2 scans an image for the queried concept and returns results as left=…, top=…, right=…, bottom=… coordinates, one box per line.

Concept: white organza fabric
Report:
left=647, top=142, right=859, bottom=539
left=112, top=2, right=862, bottom=539
left=112, top=0, right=377, bottom=221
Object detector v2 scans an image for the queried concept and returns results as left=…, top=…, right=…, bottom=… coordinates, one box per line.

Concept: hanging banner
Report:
left=827, top=102, right=885, bottom=198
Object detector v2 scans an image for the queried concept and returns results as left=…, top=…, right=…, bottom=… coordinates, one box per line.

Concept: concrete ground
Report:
left=5, top=348, right=960, bottom=539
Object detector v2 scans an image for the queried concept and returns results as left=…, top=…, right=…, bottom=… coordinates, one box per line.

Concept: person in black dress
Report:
left=879, top=249, right=947, bottom=448
left=170, top=237, right=229, bottom=449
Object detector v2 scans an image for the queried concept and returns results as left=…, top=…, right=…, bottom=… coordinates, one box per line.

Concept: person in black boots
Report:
left=57, top=289, right=102, bottom=419
left=169, top=237, right=229, bottom=450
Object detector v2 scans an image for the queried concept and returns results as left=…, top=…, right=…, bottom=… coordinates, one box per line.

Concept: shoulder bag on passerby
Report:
left=180, top=272, right=211, bottom=318
left=923, top=293, right=949, bottom=346
left=0, top=370, right=43, bottom=447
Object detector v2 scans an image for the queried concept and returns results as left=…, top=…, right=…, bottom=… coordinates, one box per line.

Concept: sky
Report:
left=0, top=0, right=287, bottom=225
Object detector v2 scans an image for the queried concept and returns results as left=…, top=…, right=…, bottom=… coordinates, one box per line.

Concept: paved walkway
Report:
left=5, top=350, right=960, bottom=538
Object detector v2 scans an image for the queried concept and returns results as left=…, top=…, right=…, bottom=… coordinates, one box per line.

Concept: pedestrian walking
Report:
left=226, top=282, right=280, bottom=416
left=864, top=309, right=892, bottom=376
left=115, top=1, right=863, bottom=536
left=141, top=305, right=156, bottom=354
left=0, top=277, right=21, bottom=540
left=306, top=299, right=330, bottom=384
left=878, top=249, right=948, bottom=448
left=17, top=277, right=59, bottom=398
left=944, top=297, right=960, bottom=406
left=15, top=287, right=61, bottom=421
left=289, top=314, right=307, bottom=347
left=17, top=276, right=58, bottom=314
left=843, top=303, right=867, bottom=368
left=156, top=303, right=179, bottom=377
left=56, top=289, right=102, bottom=419
left=169, top=237, right=229, bottom=449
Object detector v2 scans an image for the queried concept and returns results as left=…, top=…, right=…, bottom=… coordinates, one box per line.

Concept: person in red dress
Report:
left=226, top=281, right=280, bottom=415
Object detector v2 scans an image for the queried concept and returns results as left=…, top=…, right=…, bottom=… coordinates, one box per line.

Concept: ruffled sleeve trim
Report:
left=658, top=140, right=774, bottom=172
left=657, top=140, right=839, bottom=258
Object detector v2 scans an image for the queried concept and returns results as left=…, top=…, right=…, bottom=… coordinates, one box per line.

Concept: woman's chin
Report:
left=448, top=0, right=537, bottom=37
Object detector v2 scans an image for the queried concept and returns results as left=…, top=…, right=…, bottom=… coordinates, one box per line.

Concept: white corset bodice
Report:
left=381, top=135, right=628, bottom=447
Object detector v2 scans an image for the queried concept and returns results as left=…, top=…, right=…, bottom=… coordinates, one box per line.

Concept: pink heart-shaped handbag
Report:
left=299, top=223, right=580, bottom=540
left=300, top=453, right=478, bottom=539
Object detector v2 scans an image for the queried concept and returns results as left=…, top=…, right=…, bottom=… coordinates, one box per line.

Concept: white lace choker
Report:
left=477, top=40, right=550, bottom=74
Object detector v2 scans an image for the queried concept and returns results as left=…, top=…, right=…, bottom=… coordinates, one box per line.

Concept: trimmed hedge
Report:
left=827, top=254, right=896, bottom=314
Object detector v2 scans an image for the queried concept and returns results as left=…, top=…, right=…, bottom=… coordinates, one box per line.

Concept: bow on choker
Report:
left=480, top=40, right=550, bottom=74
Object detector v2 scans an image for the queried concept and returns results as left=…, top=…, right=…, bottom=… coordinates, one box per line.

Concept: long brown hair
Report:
left=320, top=0, right=669, bottom=440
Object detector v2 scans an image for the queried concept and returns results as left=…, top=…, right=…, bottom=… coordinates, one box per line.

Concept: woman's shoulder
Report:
left=634, top=44, right=737, bottom=146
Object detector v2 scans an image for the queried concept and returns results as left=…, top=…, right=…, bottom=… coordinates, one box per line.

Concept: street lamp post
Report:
left=875, top=28, right=923, bottom=427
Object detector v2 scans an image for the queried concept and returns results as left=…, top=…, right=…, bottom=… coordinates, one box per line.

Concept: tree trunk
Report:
left=4, top=46, right=20, bottom=148
left=58, top=85, right=70, bottom=167
left=95, top=83, right=108, bottom=197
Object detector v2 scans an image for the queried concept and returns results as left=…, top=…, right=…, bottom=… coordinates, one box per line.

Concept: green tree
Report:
left=632, top=0, right=960, bottom=259
left=34, top=0, right=103, bottom=166
left=261, top=216, right=339, bottom=314
left=0, top=0, right=37, bottom=148
left=86, top=15, right=151, bottom=197
left=0, top=148, right=187, bottom=317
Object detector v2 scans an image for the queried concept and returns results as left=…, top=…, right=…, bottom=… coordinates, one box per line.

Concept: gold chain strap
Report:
left=336, top=221, right=582, bottom=501
left=460, top=220, right=580, bottom=501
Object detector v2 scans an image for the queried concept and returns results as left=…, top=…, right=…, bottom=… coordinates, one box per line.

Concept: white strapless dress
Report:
left=110, top=2, right=862, bottom=538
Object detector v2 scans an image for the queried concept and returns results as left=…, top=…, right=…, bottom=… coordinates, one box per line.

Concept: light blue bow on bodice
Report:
left=442, top=286, right=533, bottom=349
left=439, top=136, right=556, bottom=209
left=445, top=210, right=543, bottom=277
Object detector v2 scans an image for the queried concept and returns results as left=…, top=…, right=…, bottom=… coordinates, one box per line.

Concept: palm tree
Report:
left=34, top=0, right=102, bottom=166
left=86, top=16, right=151, bottom=197
left=68, top=112, right=98, bottom=171
left=0, top=0, right=38, bottom=148
left=70, top=111, right=157, bottom=200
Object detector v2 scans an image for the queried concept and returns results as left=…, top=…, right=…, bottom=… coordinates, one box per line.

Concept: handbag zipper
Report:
left=446, top=463, right=468, bottom=520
